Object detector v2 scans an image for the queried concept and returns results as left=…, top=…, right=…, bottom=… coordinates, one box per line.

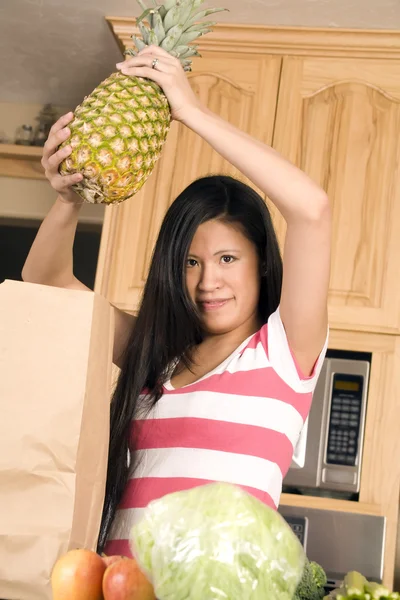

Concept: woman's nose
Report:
left=198, top=264, right=221, bottom=291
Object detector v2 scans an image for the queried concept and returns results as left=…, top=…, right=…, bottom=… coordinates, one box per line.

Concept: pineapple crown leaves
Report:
left=125, top=0, right=228, bottom=71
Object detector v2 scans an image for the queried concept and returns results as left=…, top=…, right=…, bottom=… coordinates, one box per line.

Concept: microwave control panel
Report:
left=326, top=374, right=364, bottom=467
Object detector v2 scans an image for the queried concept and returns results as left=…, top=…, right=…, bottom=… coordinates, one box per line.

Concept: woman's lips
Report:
left=198, top=299, right=230, bottom=311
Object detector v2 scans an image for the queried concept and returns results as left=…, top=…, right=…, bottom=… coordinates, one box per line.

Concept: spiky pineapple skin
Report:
left=59, top=72, right=171, bottom=204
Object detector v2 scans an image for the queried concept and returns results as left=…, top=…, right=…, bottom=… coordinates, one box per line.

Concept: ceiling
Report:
left=1, top=0, right=400, bottom=108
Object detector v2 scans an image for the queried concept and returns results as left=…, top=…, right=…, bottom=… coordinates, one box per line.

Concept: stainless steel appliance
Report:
left=285, top=351, right=371, bottom=494
left=278, top=505, right=386, bottom=589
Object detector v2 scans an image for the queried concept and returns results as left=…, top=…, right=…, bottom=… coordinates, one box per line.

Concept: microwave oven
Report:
left=284, top=351, right=371, bottom=494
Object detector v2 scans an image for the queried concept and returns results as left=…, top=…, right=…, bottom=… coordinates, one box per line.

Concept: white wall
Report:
left=0, top=102, right=104, bottom=224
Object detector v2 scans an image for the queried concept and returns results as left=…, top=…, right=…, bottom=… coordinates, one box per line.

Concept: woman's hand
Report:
left=116, top=45, right=203, bottom=124
left=42, top=113, right=84, bottom=204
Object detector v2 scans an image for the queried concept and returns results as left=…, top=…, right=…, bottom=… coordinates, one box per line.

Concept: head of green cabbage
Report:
left=130, top=483, right=306, bottom=600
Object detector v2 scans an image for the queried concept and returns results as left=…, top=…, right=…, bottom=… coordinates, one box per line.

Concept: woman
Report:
left=22, top=46, right=331, bottom=557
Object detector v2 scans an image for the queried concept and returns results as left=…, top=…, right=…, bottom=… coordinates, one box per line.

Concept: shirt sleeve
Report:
left=259, top=306, right=329, bottom=468
left=259, top=306, right=329, bottom=395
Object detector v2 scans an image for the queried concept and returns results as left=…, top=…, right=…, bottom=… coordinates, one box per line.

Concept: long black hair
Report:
left=97, top=175, right=283, bottom=550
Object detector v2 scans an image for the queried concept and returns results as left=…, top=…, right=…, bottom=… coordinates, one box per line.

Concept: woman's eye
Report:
left=221, top=255, right=236, bottom=264
left=186, top=258, right=198, bottom=268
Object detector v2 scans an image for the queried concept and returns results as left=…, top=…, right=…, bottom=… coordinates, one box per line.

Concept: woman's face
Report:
left=186, top=219, right=261, bottom=336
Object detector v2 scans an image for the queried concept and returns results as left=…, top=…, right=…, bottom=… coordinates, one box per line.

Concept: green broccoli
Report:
left=294, top=558, right=327, bottom=600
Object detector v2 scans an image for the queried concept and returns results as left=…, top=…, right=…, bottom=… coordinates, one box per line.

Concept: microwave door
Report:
left=320, top=359, right=370, bottom=493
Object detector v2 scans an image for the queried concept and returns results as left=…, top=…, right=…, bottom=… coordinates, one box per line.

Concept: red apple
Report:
left=51, top=548, right=106, bottom=600
left=102, top=557, right=156, bottom=600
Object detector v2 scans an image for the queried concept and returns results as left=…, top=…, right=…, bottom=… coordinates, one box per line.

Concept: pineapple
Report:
left=59, top=0, right=227, bottom=204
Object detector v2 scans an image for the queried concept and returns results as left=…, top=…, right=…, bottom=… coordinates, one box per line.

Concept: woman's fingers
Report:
left=46, top=113, right=74, bottom=149
left=116, top=52, right=183, bottom=89
left=118, top=55, right=174, bottom=74
left=38, top=111, right=84, bottom=202
left=53, top=172, right=83, bottom=191
left=118, top=54, right=172, bottom=87
left=136, top=44, right=178, bottom=62
left=46, top=170, right=83, bottom=194
left=42, top=127, right=71, bottom=167
left=42, top=113, right=75, bottom=168
left=118, top=45, right=183, bottom=71
left=46, top=144, right=73, bottom=171
left=119, top=65, right=167, bottom=86
left=49, top=112, right=74, bottom=136
left=117, top=45, right=198, bottom=122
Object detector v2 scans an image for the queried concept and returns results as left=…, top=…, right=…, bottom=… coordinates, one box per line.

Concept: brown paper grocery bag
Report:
left=0, top=280, right=114, bottom=600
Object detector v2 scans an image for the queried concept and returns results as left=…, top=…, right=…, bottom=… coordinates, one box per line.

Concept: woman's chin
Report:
left=201, top=316, right=236, bottom=336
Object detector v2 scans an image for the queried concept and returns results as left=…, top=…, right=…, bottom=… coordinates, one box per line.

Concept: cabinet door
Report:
left=95, top=54, right=281, bottom=311
left=272, top=57, right=400, bottom=334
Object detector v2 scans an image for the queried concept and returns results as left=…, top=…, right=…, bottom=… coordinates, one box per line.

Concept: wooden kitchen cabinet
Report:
left=95, top=53, right=281, bottom=310
left=272, top=56, right=400, bottom=334
left=98, top=22, right=400, bottom=333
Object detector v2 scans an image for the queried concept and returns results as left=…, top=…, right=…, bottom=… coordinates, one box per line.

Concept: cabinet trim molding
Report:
left=107, top=18, right=400, bottom=59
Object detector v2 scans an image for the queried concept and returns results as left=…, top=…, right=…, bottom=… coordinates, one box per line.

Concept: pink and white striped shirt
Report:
left=104, top=307, right=328, bottom=557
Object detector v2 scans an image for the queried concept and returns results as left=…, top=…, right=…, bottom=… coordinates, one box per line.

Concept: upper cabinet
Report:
left=97, top=22, right=400, bottom=333
left=273, top=56, right=400, bottom=334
